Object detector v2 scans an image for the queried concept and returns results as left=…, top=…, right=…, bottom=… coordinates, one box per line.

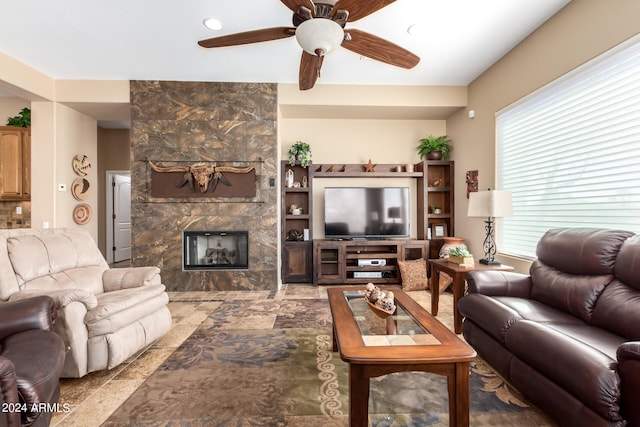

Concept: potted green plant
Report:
left=448, top=246, right=474, bottom=265
left=288, top=141, right=311, bottom=168
left=430, top=205, right=442, bottom=214
left=417, top=135, right=452, bottom=160
left=6, top=107, right=31, bottom=127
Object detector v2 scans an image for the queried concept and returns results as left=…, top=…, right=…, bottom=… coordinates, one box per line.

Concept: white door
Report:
left=113, top=173, right=131, bottom=262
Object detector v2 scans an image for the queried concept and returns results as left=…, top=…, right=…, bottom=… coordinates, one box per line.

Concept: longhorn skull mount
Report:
left=148, top=161, right=255, bottom=193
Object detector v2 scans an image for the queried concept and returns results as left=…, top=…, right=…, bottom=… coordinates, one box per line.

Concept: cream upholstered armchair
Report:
left=0, top=228, right=172, bottom=378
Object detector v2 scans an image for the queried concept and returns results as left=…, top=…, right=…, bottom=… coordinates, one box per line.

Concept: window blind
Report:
left=496, top=36, right=640, bottom=259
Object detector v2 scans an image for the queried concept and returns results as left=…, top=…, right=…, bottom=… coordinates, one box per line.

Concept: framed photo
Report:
left=431, top=223, right=448, bottom=238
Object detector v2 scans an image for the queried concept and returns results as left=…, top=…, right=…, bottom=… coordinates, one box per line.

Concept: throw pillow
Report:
left=398, top=258, right=428, bottom=291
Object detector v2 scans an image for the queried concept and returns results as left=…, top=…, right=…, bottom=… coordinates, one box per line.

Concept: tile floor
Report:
left=50, top=285, right=454, bottom=426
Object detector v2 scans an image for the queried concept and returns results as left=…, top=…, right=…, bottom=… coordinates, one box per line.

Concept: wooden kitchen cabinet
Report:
left=0, top=126, right=30, bottom=200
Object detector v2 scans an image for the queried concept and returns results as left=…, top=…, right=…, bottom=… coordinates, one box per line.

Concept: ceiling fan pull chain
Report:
left=315, top=49, right=323, bottom=78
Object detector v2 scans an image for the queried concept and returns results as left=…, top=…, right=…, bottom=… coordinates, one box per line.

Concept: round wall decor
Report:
left=71, top=178, right=91, bottom=201
left=72, top=154, right=91, bottom=176
left=73, top=203, right=92, bottom=225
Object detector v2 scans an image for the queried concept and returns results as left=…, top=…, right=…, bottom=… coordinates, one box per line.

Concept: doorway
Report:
left=106, top=170, right=131, bottom=264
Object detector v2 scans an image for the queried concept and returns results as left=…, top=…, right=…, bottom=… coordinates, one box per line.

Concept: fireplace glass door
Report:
left=183, top=231, right=249, bottom=270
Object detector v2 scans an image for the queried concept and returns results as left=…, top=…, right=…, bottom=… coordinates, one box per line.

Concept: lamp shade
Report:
left=295, top=18, right=344, bottom=56
left=468, top=190, right=513, bottom=218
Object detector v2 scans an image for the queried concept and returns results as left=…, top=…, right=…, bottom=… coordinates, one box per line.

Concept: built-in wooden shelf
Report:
left=311, top=163, right=422, bottom=178
left=281, top=159, right=455, bottom=284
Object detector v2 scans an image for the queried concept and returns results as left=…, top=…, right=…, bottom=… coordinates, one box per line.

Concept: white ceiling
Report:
left=0, top=0, right=570, bottom=124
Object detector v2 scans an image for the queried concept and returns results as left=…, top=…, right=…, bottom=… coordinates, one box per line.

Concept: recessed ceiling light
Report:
left=407, top=24, right=426, bottom=36
left=203, top=18, right=223, bottom=31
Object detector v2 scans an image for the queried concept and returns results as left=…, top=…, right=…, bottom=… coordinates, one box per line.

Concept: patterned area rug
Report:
left=103, top=298, right=553, bottom=426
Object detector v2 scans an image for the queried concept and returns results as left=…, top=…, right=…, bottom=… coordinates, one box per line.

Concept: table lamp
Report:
left=467, top=189, right=512, bottom=265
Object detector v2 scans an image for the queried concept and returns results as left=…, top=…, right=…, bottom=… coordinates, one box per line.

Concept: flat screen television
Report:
left=324, top=187, right=410, bottom=239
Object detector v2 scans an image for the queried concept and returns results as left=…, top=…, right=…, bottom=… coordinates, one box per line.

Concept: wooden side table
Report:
left=428, top=259, right=514, bottom=334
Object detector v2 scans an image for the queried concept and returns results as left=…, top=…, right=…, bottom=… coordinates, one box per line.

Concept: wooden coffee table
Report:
left=327, top=287, right=477, bottom=427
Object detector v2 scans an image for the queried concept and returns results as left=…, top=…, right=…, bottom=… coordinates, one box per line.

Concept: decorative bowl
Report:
left=365, top=298, right=395, bottom=319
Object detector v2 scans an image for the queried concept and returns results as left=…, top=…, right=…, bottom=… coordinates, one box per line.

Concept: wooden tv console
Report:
left=313, top=239, right=429, bottom=285
left=281, top=160, right=453, bottom=284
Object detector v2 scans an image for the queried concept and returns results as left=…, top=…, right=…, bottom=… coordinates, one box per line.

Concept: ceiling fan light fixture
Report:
left=295, top=18, right=344, bottom=56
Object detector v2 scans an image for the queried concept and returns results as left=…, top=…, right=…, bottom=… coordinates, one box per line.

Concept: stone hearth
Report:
left=130, top=81, right=277, bottom=291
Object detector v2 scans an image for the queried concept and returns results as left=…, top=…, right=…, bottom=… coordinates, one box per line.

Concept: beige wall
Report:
left=0, top=97, right=29, bottom=124
left=30, top=102, right=56, bottom=231
left=30, top=102, right=98, bottom=240
left=0, top=51, right=54, bottom=101
left=55, top=105, right=98, bottom=239
left=447, top=0, right=640, bottom=272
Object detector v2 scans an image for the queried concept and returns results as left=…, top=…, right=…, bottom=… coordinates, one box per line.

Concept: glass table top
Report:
left=344, top=291, right=441, bottom=347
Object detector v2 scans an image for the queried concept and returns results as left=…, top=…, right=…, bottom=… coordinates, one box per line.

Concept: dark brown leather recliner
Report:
left=459, top=228, right=640, bottom=427
left=0, top=296, right=65, bottom=427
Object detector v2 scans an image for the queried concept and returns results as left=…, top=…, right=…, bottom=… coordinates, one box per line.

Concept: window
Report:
left=496, top=36, right=640, bottom=259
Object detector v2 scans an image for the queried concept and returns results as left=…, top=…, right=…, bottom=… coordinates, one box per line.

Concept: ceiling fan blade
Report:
left=198, top=27, right=295, bottom=48
left=299, top=51, right=324, bottom=90
left=342, top=29, right=420, bottom=69
left=331, top=0, right=395, bottom=22
left=281, top=0, right=315, bottom=14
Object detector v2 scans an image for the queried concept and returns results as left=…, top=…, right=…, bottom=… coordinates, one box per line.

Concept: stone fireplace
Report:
left=183, top=231, right=249, bottom=270
left=129, top=81, right=278, bottom=291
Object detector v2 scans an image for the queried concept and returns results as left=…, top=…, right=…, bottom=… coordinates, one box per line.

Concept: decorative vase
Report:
left=427, top=150, right=443, bottom=160
left=439, top=237, right=466, bottom=259
left=285, top=169, right=294, bottom=188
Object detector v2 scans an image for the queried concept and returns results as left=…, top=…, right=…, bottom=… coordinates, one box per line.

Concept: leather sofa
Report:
left=0, top=295, right=65, bottom=427
left=0, top=228, right=172, bottom=378
left=458, top=228, right=640, bottom=427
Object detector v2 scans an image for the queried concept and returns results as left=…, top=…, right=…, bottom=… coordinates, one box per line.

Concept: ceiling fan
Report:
left=197, top=0, right=420, bottom=90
